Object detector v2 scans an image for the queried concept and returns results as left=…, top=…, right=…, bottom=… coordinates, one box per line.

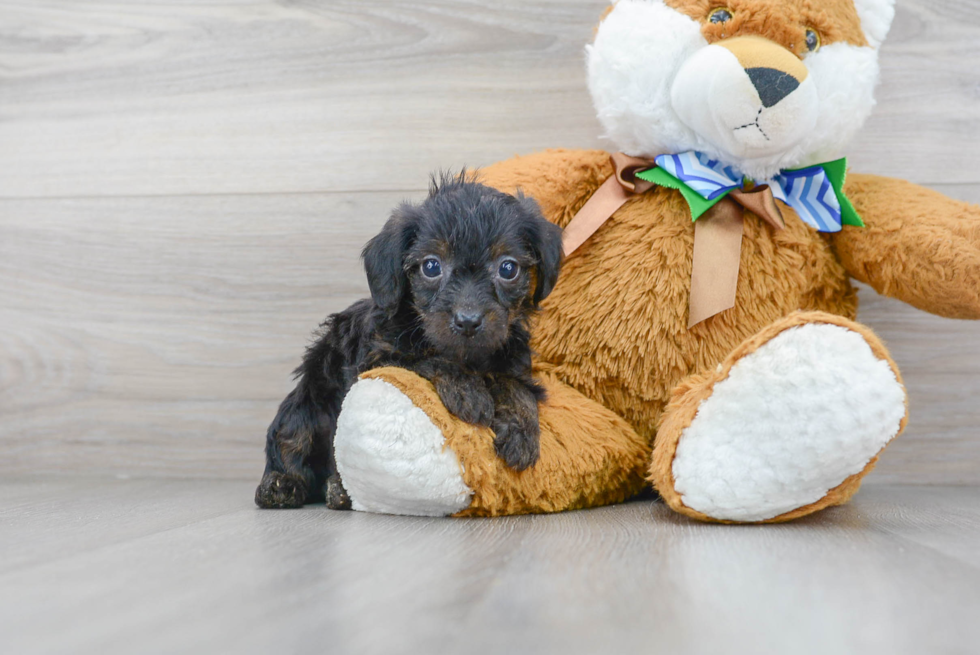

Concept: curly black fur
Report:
left=255, top=173, right=564, bottom=509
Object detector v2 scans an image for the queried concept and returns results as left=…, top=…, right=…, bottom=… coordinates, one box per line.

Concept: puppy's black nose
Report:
left=453, top=311, right=483, bottom=336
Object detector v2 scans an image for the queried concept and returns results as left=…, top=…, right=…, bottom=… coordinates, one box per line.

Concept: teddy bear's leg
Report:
left=650, top=312, right=908, bottom=524
left=333, top=367, right=649, bottom=517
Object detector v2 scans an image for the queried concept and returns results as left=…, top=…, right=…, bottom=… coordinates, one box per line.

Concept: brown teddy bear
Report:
left=330, top=0, right=980, bottom=523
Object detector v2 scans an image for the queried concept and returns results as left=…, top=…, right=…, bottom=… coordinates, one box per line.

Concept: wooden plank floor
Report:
left=1, top=478, right=979, bottom=655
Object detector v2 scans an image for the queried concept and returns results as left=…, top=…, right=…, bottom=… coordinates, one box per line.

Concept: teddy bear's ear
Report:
left=852, top=0, right=896, bottom=49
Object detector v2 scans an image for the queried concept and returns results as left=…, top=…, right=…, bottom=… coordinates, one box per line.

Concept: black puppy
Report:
left=255, top=173, right=563, bottom=509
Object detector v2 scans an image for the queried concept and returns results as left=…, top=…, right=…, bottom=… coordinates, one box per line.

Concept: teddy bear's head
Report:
left=587, top=0, right=895, bottom=179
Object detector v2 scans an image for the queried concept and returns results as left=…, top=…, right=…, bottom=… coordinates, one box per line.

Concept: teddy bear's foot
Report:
left=651, top=312, right=908, bottom=523
left=334, top=366, right=649, bottom=517
left=333, top=376, right=474, bottom=517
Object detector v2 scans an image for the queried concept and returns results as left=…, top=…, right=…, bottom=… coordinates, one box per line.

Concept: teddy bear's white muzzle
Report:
left=671, top=41, right=819, bottom=161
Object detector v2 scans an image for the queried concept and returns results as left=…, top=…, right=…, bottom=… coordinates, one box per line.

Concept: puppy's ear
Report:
left=362, top=204, right=420, bottom=314
left=518, top=194, right=564, bottom=306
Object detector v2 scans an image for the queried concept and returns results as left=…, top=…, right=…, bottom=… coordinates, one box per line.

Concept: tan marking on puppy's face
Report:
left=664, top=0, right=868, bottom=55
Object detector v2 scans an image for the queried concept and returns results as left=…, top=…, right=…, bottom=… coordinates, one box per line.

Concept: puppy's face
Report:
left=406, top=212, right=536, bottom=362
left=363, top=176, right=563, bottom=363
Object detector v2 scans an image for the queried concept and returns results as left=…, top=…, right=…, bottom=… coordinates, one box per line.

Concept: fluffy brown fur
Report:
left=478, top=149, right=859, bottom=446
left=836, top=174, right=980, bottom=319
left=662, top=0, right=868, bottom=53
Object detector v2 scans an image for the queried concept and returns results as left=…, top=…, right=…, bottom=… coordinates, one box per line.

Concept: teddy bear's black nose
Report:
left=746, top=67, right=800, bottom=108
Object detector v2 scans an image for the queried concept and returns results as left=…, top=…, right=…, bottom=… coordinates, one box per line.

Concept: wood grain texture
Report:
left=0, top=192, right=403, bottom=479
left=1, top=479, right=978, bottom=655
left=0, top=0, right=610, bottom=197
left=0, top=0, right=978, bottom=198
left=2, top=190, right=979, bottom=483
left=1, top=0, right=979, bottom=483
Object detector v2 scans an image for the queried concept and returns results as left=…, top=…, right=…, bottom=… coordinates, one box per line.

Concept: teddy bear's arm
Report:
left=334, top=366, right=650, bottom=516
left=477, top=149, right=614, bottom=228
left=834, top=173, right=980, bottom=319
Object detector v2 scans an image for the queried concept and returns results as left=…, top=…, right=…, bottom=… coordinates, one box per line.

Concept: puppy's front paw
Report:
left=492, top=414, right=540, bottom=471
left=255, top=471, right=308, bottom=509
left=436, top=377, right=495, bottom=427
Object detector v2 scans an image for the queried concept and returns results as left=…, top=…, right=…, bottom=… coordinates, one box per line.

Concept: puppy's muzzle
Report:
left=453, top=311, right=484, bottom=337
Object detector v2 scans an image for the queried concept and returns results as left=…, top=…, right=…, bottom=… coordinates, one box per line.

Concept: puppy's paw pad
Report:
left=255, top=472, right=307, bottom=509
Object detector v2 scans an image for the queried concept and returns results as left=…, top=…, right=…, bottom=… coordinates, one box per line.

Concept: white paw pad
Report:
left=334, top=378, right=473, bottom=516
left=672, top=324, right=906, bottom=522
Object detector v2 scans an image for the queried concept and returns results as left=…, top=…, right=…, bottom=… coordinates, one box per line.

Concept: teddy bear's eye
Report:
left=805, top=28, right=821, bottom=52
left=709, top=8, right=733, bottom=24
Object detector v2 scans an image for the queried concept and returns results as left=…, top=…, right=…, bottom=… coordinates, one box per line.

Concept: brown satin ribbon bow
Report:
left=562, top=153, right=786, bottom=328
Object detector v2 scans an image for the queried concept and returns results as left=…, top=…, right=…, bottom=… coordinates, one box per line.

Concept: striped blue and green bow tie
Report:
left=635, top=151, right=863, bottom=232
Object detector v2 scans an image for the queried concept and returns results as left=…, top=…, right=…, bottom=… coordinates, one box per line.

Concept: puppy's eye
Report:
left=421, top=258, right=442, bottom=278
left=805, top=28, right=821, bottom=52
left=497, top=259, right=519, bottom=281
left=708, top=8, right=732, bottom=24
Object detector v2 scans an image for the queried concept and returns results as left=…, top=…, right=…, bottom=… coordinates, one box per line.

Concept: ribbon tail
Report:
left=689, top=199, right=744, bottom=328
left=562, top=173, right=633, bottom=256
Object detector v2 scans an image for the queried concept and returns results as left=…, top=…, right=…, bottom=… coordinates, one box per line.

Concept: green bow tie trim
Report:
left=634, top=153, right=863, bottom=232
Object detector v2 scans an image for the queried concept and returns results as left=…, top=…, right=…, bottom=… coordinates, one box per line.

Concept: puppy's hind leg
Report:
left=324, top=470, right=352, bottom=510
left=255, top=386, right=325, bottom=509
left=257, top=303, right=371, bottom=509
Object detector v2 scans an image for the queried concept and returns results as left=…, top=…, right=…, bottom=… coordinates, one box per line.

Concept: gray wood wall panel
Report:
left=1, top=0, right=979, bottom=198
left=0, top=0, right=611, bottom=198
left=1, top=0, right=978, bottom=483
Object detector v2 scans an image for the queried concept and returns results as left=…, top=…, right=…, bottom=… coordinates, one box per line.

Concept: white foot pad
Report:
left=672, top=324, right=906, bottom=522
left=334, top=378, right=473, bottom=516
